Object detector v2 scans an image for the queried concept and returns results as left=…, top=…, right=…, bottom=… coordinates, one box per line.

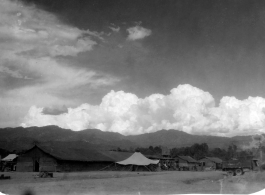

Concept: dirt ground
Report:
left=220, top=171, right=265, bottom=194
left=0, top=171, right=264, bottom=195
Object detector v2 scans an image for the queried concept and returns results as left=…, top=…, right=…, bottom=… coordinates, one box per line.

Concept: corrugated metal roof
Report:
left=176, top=156, right=198, bottom=163
left=200, top=157, right=223, bottom=163
left=1, top=154, right=18, bottom=161
left=24, top=145, right=114, bottom=162
left=144, top=154, right=174, bottom=160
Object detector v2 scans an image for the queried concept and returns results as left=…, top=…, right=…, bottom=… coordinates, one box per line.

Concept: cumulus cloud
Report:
left=127, top=25, right=152, bottom=41
left=21, top=84, right=265, bottom=137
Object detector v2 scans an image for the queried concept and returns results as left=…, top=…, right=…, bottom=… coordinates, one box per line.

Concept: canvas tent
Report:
left=117, top=152, right=159, bottom=171
left=101, top=152, right=159, bottom=171
left=117, top=152, right=159, bottom=166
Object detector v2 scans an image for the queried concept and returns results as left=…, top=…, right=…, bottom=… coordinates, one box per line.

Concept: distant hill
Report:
left=126, top=129, right=244, bottom=148
left=0, top=126, right=137, bottom=152
left=0, top=125, right=254, bottom=152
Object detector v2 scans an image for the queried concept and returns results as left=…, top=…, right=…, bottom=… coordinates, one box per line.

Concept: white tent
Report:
left=99, top=152, right=159, bottom=171
left=1, top=154, right=18, bottom=161
left=116, top=152, right=159, bottom=166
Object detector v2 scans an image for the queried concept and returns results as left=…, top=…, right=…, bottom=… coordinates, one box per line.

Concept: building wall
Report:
left=56, top=161, right=112, bottom=172
left=16, top=146, right=115, bottom=172
left=176, top=158, right=189, bottom=169
left=187, top=162, right=197, bottom=170
left=16, top=147, right=57, bottom=172
left=16, top=156, right=33, bottom=172
left=199, top=158, right=216, bottom=169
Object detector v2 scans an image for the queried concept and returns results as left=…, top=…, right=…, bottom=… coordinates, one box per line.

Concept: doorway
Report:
left=34, top=160, right=39, bottom=172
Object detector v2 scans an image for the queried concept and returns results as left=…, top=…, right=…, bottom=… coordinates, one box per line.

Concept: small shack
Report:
left=199, top=157, right=223, bottom=170
left=174, top=156, right=199, bottom=171
left=16, top=145, right=115, bottom=172
left=1, top=154, right=18, bottom=171
left=2, top=154, right=18, bottom=162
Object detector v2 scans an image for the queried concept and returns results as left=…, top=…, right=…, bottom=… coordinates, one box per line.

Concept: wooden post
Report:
left=99, top=163, right=113, bottom=171
left=144, top=166, right=151, bottom=172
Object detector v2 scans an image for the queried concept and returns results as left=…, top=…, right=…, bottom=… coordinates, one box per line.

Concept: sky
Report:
left=2, top=0, right=265, bottom=137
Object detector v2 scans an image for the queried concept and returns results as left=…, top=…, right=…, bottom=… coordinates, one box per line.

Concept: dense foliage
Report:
left=132, top=143, right=260, bottom=160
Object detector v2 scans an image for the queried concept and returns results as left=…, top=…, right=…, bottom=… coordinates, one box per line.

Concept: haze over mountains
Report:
left=0, top=125, right=255, bottom=153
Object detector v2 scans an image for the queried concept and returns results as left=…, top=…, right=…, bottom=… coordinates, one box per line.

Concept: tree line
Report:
left=114, top=143, right=262, bottom=161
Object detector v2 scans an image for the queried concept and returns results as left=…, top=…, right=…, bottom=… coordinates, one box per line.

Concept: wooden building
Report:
left=16, top=145, right=131, bottom=172
left=199, top=157, right=223, bottom=170
left=174, top=156, right=199, bottom=171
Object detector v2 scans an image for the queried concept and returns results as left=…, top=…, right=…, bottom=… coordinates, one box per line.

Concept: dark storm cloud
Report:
left=18, top=0, right=265, bottom=101
left=19, top=0, right=265, bottom=46
left=42, top=105, right=68, bottom=115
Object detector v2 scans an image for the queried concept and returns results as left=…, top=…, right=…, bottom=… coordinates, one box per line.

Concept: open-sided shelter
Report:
left=145, top=154, right=176, bottom=170
left=144, top=154, right=162, bottom=160
left=1, top=154, right=18, bottom=171
left=1, top=154, right=18, bottom=162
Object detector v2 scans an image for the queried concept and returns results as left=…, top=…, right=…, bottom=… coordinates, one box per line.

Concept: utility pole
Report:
left=254, top=135, right=263, bottom=170
left=259, top=140, right=263, bottom=165
left=252, top=134, right=263, bottom=171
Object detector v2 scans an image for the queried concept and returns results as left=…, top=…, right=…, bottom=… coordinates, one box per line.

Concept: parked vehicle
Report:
left=222, top=156, right=259, bottom=176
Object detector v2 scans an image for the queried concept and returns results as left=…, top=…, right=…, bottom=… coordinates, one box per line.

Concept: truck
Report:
left=222, top=156, right=259, bottom=176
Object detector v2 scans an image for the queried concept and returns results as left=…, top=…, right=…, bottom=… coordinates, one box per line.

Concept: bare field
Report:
left=220, top=171, right=265, bottom=194
left=0, top=171, right=264, bottom=195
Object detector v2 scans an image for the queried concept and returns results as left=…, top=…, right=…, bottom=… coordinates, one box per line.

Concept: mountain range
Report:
left=0, top=125, right=254, bottom=153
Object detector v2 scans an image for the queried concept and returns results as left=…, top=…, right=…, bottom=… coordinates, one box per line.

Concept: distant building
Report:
left=16, top=145, right=133, bottom=172
left=199, top=157, right=223, bottom=170
left=161, top=146, right=170, bottom=157
left=174, top=155, right=199, bottom=171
